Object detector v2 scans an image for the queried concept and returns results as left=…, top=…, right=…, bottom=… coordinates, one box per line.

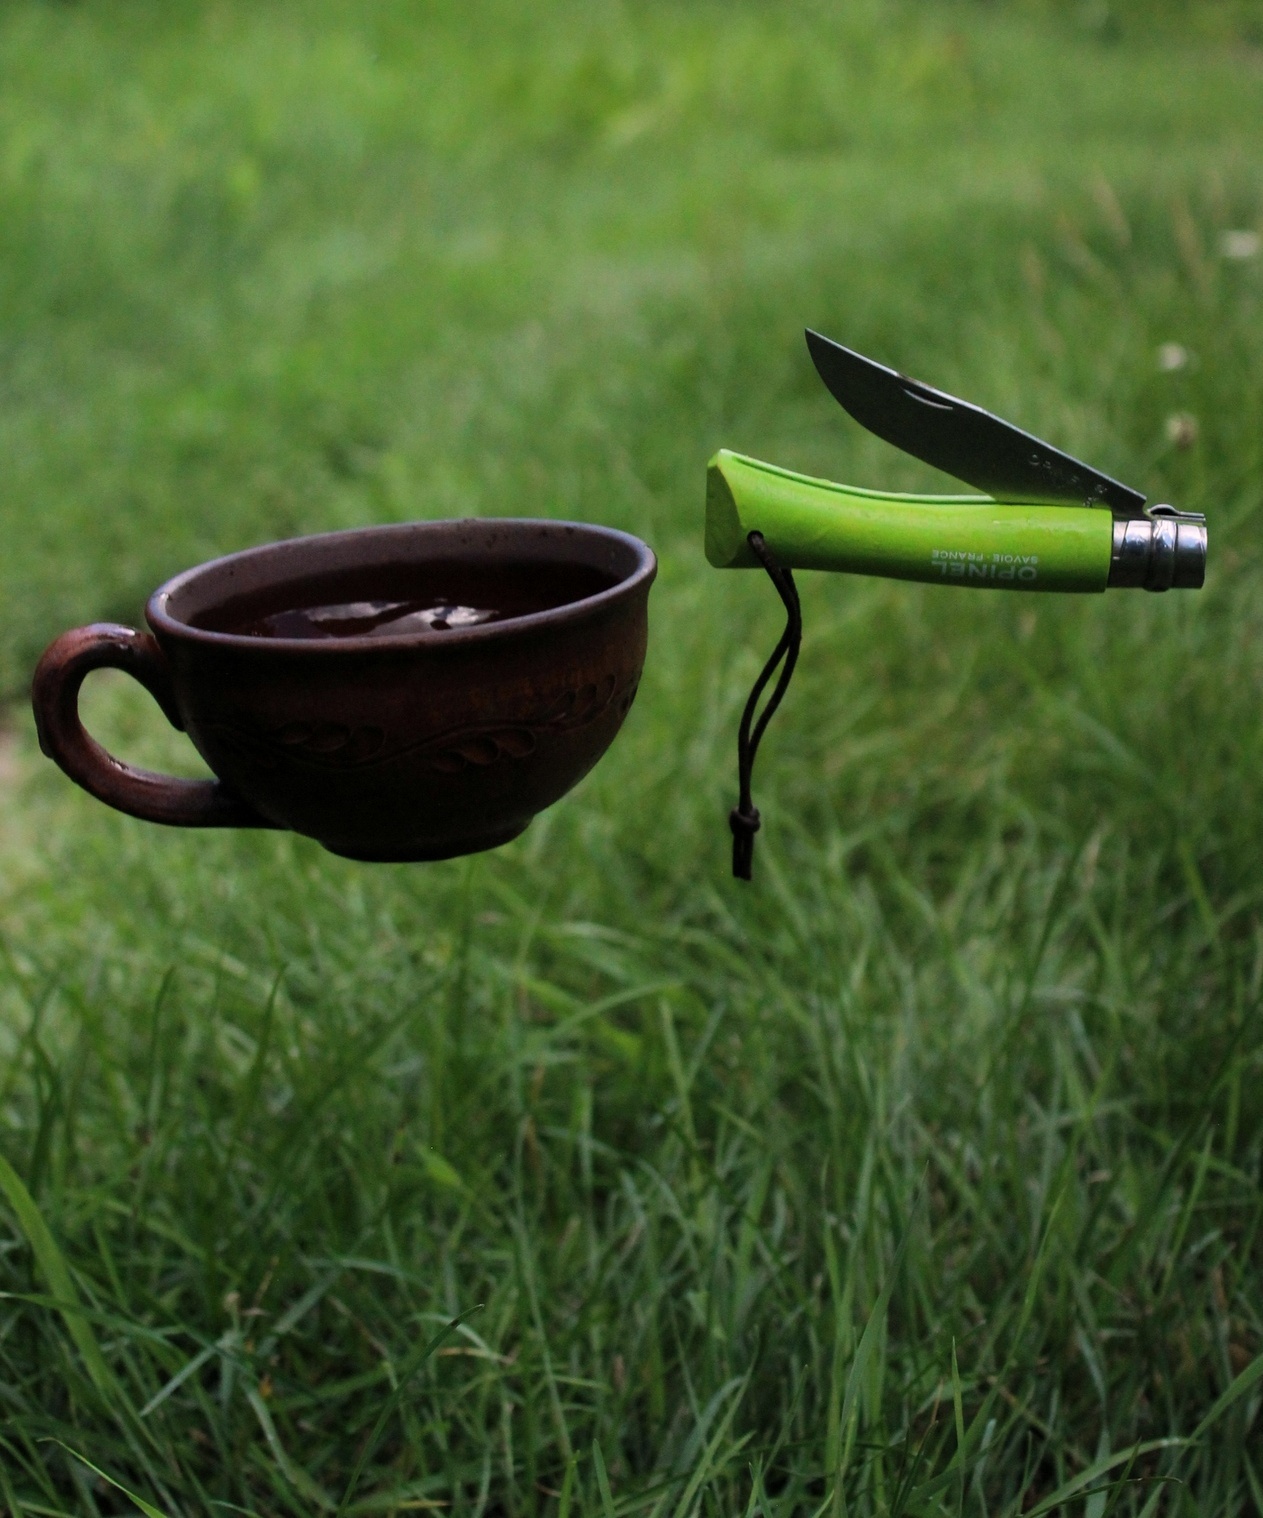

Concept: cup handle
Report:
left=31, top=623, right=278, bottom=829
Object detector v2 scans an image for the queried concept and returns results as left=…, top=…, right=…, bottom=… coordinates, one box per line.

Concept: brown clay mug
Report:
left=32, top=519, right=656, bottom=861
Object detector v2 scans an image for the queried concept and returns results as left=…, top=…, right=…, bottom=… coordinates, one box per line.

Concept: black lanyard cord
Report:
left=730, top=531, right=802, bottom=880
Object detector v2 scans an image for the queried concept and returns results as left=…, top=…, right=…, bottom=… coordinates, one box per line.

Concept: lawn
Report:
left=2, top=0, right=1263, bottom=1512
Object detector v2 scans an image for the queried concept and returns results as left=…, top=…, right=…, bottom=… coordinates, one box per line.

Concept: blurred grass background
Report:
left=3, top=0, right=1263, bottom=1512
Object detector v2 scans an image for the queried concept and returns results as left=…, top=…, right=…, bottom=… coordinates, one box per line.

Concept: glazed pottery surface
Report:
left=32, top=519, right=656, bottom=861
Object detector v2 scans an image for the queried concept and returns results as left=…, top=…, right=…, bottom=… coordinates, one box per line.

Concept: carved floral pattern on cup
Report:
left=207, top=671, right=641, bottom=774
left=259, top=721, right=387, bottom=765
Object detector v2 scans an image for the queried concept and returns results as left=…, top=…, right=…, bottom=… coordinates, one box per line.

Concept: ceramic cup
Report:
left=32, top=518, right=656, bottom=861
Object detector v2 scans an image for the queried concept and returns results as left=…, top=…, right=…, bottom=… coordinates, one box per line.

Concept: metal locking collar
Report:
left=1108, top=508, right=1207, bottom=591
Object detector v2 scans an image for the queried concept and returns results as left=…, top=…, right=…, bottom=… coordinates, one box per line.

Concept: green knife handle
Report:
left=707, top=449, right=1113, bottom=592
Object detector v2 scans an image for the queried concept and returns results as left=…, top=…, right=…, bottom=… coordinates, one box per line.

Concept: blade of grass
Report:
left=41, top=1442, right=170, bottom=1518
left=593, top=1442, right=617, bottom=1518
left=1187, top=1350, right=1263, bottom=1444
left=0, top=1152, right=114, bottom=1403
left=246, top=1387, right=335, bottom=1512
left=334, top=1313, right=472, bottom=1518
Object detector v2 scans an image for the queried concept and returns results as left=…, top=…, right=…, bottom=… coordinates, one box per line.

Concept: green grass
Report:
left=3, top=0, right=1263, bottom=1512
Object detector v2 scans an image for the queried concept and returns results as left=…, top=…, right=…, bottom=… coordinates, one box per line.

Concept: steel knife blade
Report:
left=805, top=329, right=1147, bottom=515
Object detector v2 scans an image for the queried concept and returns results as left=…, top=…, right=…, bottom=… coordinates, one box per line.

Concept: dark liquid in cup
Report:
left=193, top=561, right=617, bottom=640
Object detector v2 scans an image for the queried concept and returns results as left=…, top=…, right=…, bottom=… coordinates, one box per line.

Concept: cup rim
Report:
left=147, top=517, right=657, bottom=652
